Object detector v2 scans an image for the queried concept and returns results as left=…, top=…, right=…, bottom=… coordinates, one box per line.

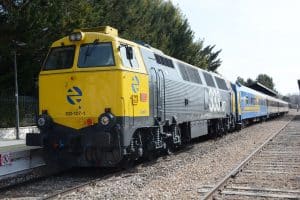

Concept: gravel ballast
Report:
left=1, top=114, right=294, bottom=199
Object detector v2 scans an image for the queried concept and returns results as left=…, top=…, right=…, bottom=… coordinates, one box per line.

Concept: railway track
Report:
left=40, top=148, right=193, bottom=199
left=0, top=164, right=66, bottom=192
left=41, top=168, right=123, bottom=200
left=0, top=166, right=124, bottom=199
left=1, top=114, right=295, bottom=199
left=41, top=116, right=299, bottom=200
left=200, top=115, right=300, bottom=199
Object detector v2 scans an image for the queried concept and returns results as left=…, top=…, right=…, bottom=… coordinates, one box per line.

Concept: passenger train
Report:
left=26, top=26, right=289, bottom=167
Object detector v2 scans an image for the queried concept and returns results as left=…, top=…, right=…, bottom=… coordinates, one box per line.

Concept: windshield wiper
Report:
left=83, top=39, right=99, bottom=64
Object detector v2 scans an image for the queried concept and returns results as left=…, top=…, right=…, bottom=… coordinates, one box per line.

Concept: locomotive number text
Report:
left=65, top=111, right=86, bottom=116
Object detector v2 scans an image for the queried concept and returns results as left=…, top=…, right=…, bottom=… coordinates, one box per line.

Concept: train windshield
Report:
left=78, top=42, right=115, bottom=68
left=43, top=46, right=75, bottom=70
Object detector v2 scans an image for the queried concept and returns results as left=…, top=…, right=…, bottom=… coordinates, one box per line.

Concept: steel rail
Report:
left=0, top=165, right=70, bottom=193
left=201, top=116, right=294, bottom=200
left=41, top=168, right=123, bottom=200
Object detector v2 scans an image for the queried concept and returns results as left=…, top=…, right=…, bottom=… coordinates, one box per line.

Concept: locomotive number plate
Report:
left=65, top=111, right=86, bottom=116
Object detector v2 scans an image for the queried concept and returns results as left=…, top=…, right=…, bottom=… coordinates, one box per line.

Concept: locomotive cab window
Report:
left=119, top=44, right=139, bottom=69
left=78, top=42, right=115, bottom=68
left=43, top=46, right=75, bottom=70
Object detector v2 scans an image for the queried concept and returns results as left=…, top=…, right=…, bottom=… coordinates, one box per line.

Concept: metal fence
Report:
left=0, top=90, right=38, bottom=128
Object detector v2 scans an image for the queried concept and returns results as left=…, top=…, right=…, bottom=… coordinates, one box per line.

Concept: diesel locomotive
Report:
left=26, top=26, right=289, bottom=167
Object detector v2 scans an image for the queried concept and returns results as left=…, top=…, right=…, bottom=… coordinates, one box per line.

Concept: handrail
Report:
left=150, top=67, right=159, bottom=119
left=158, top=69, right=166, bottom=121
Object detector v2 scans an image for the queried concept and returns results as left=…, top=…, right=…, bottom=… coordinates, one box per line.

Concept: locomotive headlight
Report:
left=100, top=116, right=110, bottom=126
left=69, top=32, right=84, bottom=41
left=37, top=114, right=53, bottom=129
left=98, top=112, right=116, bottom=130
left=37, top=117, right=46, bottom=127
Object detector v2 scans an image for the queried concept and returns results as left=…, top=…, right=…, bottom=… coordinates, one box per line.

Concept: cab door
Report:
left=118, top=42, right=150, bottom=126
left=138, top=47, right=164, bottom=123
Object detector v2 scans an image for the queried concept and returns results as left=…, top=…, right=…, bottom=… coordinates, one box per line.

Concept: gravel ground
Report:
left=0, top=168, right=111, bottom=199
left=61, top=114, right=293, bottom=200
left=0, top=113, right=294, bottom=200
left=215, top=116, right=300, bottom=199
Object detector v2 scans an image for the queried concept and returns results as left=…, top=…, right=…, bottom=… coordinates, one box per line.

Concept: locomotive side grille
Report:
left=165, top=79, right=204, bottom=113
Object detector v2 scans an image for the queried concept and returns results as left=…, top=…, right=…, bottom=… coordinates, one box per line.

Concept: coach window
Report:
left=251, top=97, right=256, bottom=105
left=119, top=44, right=139, bottom=69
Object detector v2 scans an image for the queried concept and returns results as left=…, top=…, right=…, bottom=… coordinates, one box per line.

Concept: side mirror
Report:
left=126, top=46, right=133, bottom=60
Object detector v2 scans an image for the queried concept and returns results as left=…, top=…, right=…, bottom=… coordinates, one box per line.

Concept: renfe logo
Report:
left=67, top=86, right=82, bottom=105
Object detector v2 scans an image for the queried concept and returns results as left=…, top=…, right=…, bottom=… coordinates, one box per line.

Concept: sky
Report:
left=171, top=0, right=300, bottom=95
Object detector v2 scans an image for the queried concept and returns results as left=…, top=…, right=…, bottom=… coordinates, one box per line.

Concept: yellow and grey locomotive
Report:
left=27, top=26, right=287, bottom=167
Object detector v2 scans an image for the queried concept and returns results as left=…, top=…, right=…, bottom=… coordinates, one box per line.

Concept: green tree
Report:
left=256, top=74, right=275, bottom=90
left=235, top=76, right=254, bottom=86
left=200, top=45, right=222, bottom=71
left=92, top=0, right=222, bottom=70
left=236, top=76, right=246, bottom=85
left=0, top=0, right=97, bottom=95
left=0, top=0, right=223, bottom=95
left=282, top=96, right=290, bottom=102
left=246, top=78, right=255, bottom=86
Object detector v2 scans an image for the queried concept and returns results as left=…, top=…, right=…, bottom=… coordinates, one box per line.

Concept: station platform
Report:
left=0, top=137, right=44, bottom=181
left=0, top=139, right=40, bottom=154
left=0, top=139, right=25, bottom=148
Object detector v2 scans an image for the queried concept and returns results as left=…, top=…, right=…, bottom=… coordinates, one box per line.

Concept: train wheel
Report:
left=166, top=145, right=175, bottom=156
left=144, top=150, right=157, bottom=161
left=163, top=141, right=174, bottom=156
left=119, top=156, right=134, bottom=169
left=143, top=140, right=158, bottom=161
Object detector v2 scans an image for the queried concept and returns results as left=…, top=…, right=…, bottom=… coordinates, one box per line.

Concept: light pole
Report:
left=297, top=79, right=300, bottom=112
left=13, top=50, right=20, bottom=139
left=12, top=40, right=26, bottom=140
left=11, top=28, right=48, bottom=139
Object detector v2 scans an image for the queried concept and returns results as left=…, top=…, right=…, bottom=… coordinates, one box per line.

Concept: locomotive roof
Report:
left=137, top=42, right=230, bottom=82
